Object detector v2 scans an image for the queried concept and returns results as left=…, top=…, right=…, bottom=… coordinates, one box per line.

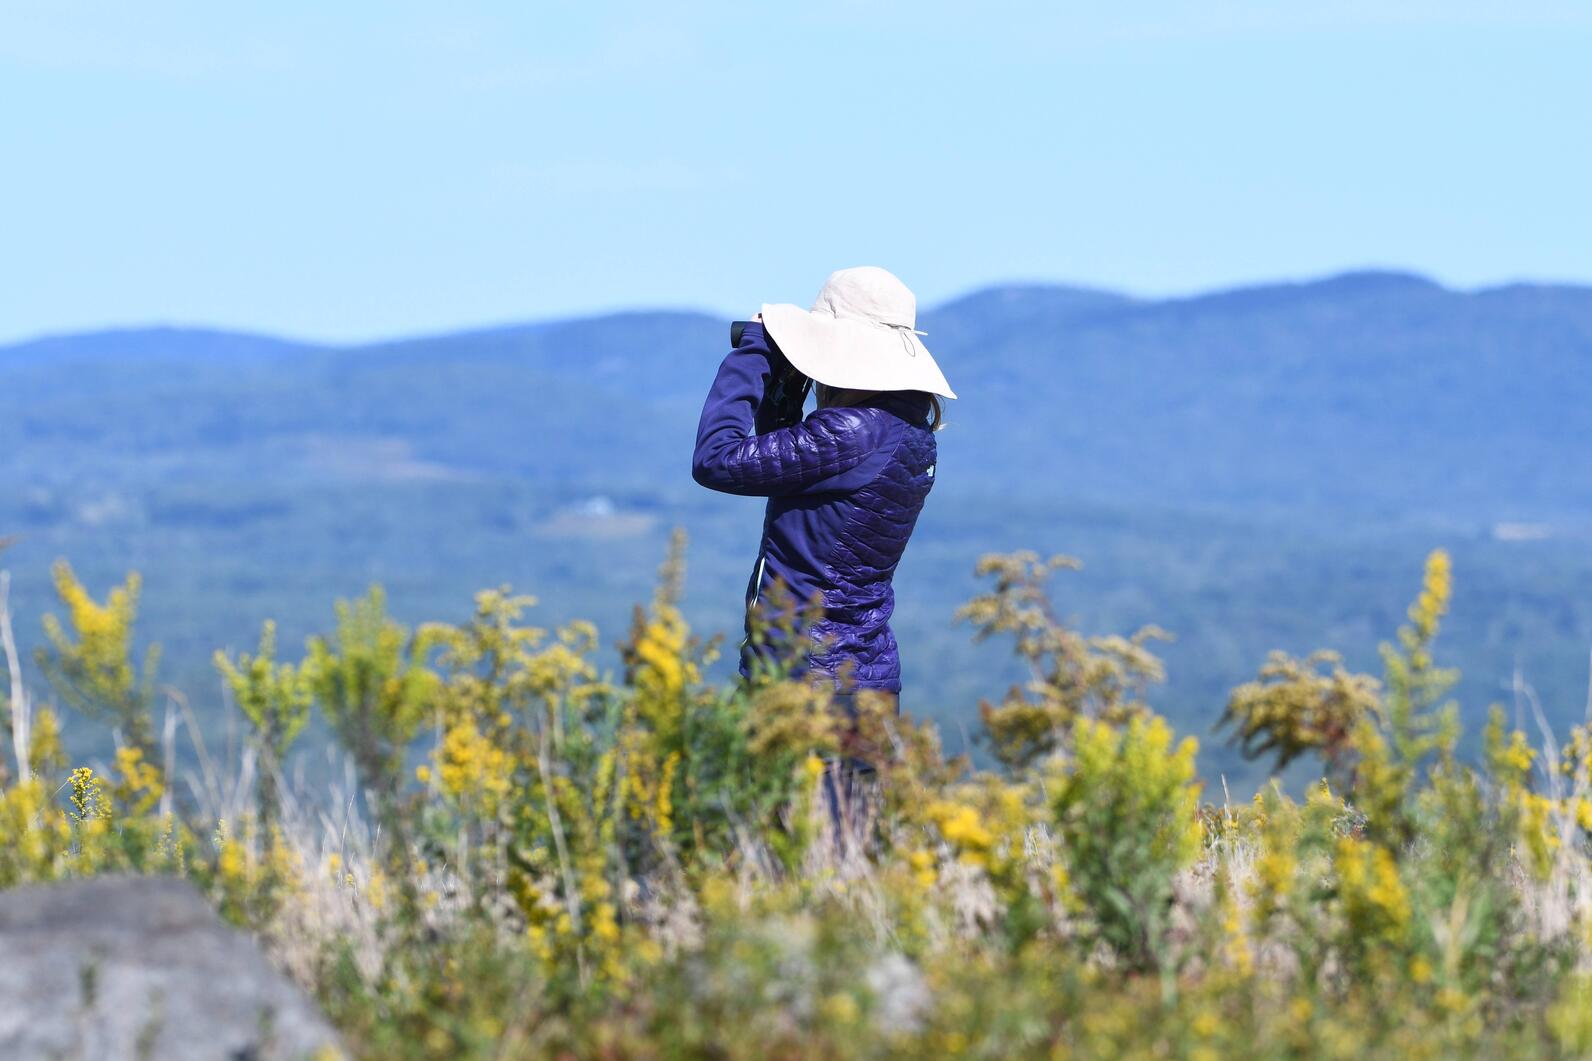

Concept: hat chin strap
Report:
left=877, top=320, right=927, bottom=357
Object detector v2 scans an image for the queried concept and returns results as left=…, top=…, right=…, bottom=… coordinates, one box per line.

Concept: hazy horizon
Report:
left=8, top=264, right=1590, bottom=349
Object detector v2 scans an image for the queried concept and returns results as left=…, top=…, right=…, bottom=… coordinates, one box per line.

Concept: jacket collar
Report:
left=863, top=389, right=933, bottom=425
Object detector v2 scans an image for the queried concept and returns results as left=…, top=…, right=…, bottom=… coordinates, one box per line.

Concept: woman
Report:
left=691, top=266, right=956, bottom=725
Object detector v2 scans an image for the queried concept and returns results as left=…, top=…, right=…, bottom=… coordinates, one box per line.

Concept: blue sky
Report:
left=3, top=2, right=1589, bottom=344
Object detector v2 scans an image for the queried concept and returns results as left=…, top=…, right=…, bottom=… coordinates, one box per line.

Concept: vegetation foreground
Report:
left=3, top=535, right=1592, bottom=1058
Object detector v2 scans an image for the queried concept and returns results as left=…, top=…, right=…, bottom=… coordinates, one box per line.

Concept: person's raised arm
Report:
left=691, top=322, right=887, bottom=497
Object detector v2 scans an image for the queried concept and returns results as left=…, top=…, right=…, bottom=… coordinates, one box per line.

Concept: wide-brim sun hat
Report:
left=760, top=266, right=957, bottom=400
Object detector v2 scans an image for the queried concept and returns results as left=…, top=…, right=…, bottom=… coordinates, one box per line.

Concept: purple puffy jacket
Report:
left=692, top=322, right=937, bottom=692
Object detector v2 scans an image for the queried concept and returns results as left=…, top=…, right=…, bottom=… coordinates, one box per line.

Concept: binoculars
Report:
left=732, top=320, right=811, bottom=428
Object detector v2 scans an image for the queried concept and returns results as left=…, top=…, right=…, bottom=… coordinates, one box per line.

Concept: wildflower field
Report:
left=3, top=534, right=1592, bottom=1058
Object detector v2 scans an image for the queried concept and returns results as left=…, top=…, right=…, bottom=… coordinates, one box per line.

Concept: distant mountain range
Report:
left=8, top=270, right=1589, bottom=520
left=4, top=270, right=1590, bottom=784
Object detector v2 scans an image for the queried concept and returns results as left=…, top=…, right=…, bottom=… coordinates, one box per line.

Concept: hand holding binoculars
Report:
left=732, top=319, right=811, bottom=429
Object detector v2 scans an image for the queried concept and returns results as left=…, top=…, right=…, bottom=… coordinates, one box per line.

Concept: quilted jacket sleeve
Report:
left=692, top=323, right=889, bottom=497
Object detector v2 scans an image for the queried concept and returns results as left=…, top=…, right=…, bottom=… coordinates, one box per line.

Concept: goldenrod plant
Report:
left=37, top=561, right=162, bottom=764
left=305, top=586, right=439, bottom=898
left=1221, top=650, right=1382, bottom=784
left=216, top=620, right=313, bottom=827
left=1048, top=712, right=1202, bottom=969
left=958, top=551, right=1168, bottom=768
left=2, top=542, right=1591, bottom=1056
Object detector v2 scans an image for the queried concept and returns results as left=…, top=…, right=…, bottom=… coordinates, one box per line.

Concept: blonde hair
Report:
left=816, top=384, right=943, bottom=431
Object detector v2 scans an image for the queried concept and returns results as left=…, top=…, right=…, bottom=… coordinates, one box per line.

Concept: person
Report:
left=691, top=266, right=956, bottom=847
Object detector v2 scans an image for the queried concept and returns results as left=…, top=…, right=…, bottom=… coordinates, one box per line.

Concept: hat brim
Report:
left=760, top=304, right=957, bottom=400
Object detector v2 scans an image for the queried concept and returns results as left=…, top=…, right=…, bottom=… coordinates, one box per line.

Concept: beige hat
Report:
left=760, top=266, right=957, bottom=399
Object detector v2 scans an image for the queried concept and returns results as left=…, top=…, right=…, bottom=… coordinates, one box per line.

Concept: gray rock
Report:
left=0, top=875, right=344, bottom=1060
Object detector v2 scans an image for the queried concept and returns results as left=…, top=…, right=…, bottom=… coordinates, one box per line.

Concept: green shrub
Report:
left=0, top=542, right=1587, bottom=1058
